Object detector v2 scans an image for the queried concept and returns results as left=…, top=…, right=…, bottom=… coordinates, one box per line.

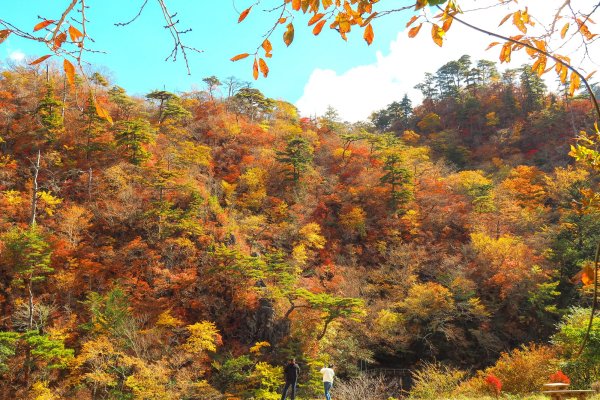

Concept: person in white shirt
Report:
left=319, top=364, right=335, bottom=400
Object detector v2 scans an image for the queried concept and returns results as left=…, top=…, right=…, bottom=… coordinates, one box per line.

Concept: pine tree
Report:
left=276, top=136, right=313, bottom=182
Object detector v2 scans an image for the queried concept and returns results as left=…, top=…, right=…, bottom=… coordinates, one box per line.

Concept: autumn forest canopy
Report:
left=1, top=0, right=600, bottom=399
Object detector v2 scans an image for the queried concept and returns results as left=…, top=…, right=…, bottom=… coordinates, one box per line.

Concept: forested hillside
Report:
left=0, top=55, right=599, bottom=399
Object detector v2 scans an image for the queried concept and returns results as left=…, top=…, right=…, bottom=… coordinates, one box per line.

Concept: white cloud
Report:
left=295, top=0, right=599, bottom=122
left=9, top=50, right=25, bottom=62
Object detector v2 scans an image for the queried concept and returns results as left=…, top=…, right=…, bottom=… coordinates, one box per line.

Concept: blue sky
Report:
left=2, top=1, right=598, bottom=121
left=1, top=1, right=406, bottom=106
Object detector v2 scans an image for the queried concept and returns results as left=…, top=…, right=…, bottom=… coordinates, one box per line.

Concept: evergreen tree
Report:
left=36, top=83, right=64, bottom=143
left=276, top=136, right=313, bottom=182
left=113, top=118, right=155, bottom=165
left=81, top=93, right=108, bottom=160
left=520, top=65, right=547, bottom=115
left=108, top=85, right=136, bottom=120
left=1, top=226, right=53, bottom=330
left=380, top=154, right=412, bottom=212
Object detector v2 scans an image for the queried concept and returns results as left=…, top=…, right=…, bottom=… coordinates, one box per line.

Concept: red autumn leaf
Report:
left=53, top=32, right=67, bottom=50
left=238, top=7, right=252, bottom=23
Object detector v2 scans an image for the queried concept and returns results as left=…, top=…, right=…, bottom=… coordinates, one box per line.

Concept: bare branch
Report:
left=156, top=0, right=203, bottom=75
left=114, top=0, right=150, bottom=27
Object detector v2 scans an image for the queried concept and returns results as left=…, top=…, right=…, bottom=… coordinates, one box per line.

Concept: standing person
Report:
left=281, top=358, right=300, bottom=400
left=320, top=364, right=335, bottom=400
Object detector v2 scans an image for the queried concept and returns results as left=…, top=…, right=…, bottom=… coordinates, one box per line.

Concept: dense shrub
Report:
left=409, top=362, right=466, bottom=399
left=457, top=344, right=558, bottom=395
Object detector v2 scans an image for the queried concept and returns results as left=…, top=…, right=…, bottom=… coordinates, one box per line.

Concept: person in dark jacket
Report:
left=281, top=358, right=300, bottom=400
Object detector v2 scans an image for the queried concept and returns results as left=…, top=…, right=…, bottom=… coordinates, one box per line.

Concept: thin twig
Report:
left=114, top=0, right=150, bottom=27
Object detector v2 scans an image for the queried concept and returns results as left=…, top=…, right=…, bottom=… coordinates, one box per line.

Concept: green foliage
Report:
left=113, top=118, right=155, bottom=165
left=520, top=65, right=547, bottom=114
left=109, top=85, right=136, bottom=118
left=552, top=307, right=600, bottom=387
left=276, top=136, right=314, bottom=182
left=2, top=226, right=53, bottom=287
left=81, top=93, right=108, bottom=157
left=0, top=331, right=19, bottom=373
left=370, top=94, right=413, bottom=132
left=162, top=96, right=192, bottom=123
left=23, top=330, right=75, bottom=369
left=528, top=280, right=560, bottom=316
left=380, top=153, right=412, bottom=211
left=233, top=87, right=275, bottom=121
left=83, top=287, right=132, bottom=340
left=212, top=354, right=254, bottom=393
left=37, top=83, right=64, bottom=142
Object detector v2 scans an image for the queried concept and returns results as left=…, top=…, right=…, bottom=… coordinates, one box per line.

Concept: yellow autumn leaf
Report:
left=560, top=23, right=569, bottom=39
left=230, top=53, right=250, bottom=62
left=63, top=58, right=75, bottom=85
left=258, top=58, right=269, bottom=78
left=68, top=25, right=83, bottom=41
